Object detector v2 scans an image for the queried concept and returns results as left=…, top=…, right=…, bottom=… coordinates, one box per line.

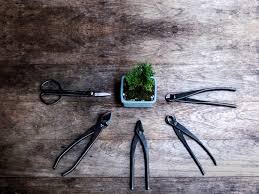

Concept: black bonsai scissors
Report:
left=40, top=79, right=111, bottom=105
left=130, top=120, right=150, bottom=190
left=165, top=87, right=236, bottom=108
left=53, top=112, right=112, bottom=176
left=165, top=115, right=217, bottom=175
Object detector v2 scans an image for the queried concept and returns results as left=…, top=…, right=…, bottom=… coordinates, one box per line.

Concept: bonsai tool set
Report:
left=39, top=63, right=237, bottom=190
left=130, top=120, right=150, bottom=191
left=53, top=112, right=112, bottom=176
left=40, top=79, right=111, bottom=105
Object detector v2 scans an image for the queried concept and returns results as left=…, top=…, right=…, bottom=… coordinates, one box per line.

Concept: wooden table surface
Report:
left=1, top=0, right=259, bottom=193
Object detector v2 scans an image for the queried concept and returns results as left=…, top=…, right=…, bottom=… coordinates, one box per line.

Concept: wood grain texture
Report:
left=0, top=0, right=259, bottom=193
left=0, top=139, right=258, bottom=177
left=1, top=177, right=259, bottom=194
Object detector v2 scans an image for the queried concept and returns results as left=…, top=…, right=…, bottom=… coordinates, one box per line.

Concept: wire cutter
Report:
left=165, top=87, right=236, bottom=108
left=53, top=112, right=112, bottom=176
left=130, top=120, right=150, bottom=190
left=165, top=115, right=217, bottom=175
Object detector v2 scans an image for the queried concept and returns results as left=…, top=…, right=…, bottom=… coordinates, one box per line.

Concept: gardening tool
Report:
left=165, top=87, right=236, bottom=108
left=130, top=120, right=150, bottom=190
left=53, top=112, right=112, bottom=176
left=40, top=79, right=111, bottom=105
left=165, top=115, right=217, bottom=175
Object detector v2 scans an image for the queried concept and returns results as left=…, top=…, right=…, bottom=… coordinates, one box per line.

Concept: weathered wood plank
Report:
left=1, top=0, right=259, bottom=65
left=0, top=139, right=258, bottom=177
left=0, top=0, right=259, bottom=193
left=0, top=99, right=258, bottom=141
left=0, top=177, right=259, bottom=194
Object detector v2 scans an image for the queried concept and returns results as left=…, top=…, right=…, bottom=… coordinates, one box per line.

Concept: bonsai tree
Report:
left=124, top=63, right=155, bottom=101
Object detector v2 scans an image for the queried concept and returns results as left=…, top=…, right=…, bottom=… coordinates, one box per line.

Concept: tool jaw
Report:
left=98, top=112, right=112, bottom=127
left=165, top=93, right=177, bottom=102
left=135, top=120, right=144, bottom=134
left=165, top=115, right=178, bottom=126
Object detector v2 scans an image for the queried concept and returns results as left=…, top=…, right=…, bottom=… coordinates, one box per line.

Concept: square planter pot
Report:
left=120, top=75, right=157, bottom=108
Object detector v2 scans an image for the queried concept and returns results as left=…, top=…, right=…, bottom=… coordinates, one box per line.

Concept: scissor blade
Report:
left=94, top=92, right=111, bottom=97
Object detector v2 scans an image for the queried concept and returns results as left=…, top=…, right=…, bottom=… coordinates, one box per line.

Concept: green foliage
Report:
left=124, top=63, right=155, bottom=101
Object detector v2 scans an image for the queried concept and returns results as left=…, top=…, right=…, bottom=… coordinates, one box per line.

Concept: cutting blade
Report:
left=94, top=92, right=111, bottom=97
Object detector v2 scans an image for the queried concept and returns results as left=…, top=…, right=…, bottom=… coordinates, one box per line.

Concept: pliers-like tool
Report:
left=130, top=120, right=150, bottom=190
left=165, top=115, right=217, bottom=175
left=53, top=112, right=112, bottom=176
left=165, top=87, right=236, bottom=108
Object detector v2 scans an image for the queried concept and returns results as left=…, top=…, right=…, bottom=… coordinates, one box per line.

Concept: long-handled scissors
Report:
left=165, top=115, right=217, bottom=175
left=130, top=120, right=150, bottom=190
left=53, top=112, right=112, bottom=176
left=40, top=79, right=111, bottom=105
left=165, top=87, right=236, bottom=108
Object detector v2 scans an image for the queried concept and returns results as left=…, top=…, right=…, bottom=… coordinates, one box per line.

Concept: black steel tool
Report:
left=53, top=112, right=112, bottom=176
left=165, top=87, right=236, bottom=108
left=165, top=115, right=217, bottom=175
left=40, top=79, right=111, bottom=105
left=130, top=120, right=150, bottom=190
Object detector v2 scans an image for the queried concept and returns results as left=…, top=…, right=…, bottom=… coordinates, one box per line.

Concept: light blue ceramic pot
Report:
left=120, top=75, right=157, bottom=108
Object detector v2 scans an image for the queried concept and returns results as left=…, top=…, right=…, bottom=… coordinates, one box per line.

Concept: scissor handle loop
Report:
left=40, top=79, right=62, bottom=105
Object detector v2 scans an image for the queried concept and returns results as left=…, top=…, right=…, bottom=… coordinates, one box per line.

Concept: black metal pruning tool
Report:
left=40, top=79, right=111, bottom=105
left=165, top=115, right=217, bottom=175
left=53, top=112, right=112, bottom=176
left=165, top=87, right=236, bottom=108
left=130, top=120, right=150, bottom=190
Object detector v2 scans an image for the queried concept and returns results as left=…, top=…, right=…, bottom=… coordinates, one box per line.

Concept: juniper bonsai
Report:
left=124, top=63, right=155, bottom=101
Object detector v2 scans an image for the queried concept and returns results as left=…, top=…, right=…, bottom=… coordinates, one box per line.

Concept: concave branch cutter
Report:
left=53, top=112, right=112, bottom=176
left=165, top=87, right=236, bottom=108
left=130, top=120, right=150, bottom=190
left=165, top=115, right=217, bottom=175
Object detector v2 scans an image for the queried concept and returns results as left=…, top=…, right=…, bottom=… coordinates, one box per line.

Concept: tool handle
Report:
left=178, top=87, right=236, bottom=98
left=40, top=92, right=61, bottom=105
left=40, top=79, right=62, bottom=105
left=61, top=124, right=104, bottom=176
left=40, top=79, right=94, bottom=105
left=166, top=87, right=236, bottom=102
left=53, top=126, right=95, bottom=170
left=175, top=129, right=205, bottom=175
left=138, top=133, right=150, bottom=190
left=40, top=90, right=94, bottom=105
left=178, top=98, right=237, bottom=108
left=176, top=122, right=217, bottom=166
left=130, top=135, right=137, bottom=190
left=41, top=89, right=93, bottom=97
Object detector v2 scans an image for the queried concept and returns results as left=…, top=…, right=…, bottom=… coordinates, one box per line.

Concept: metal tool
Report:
left=130, top=120, right=150, bottom=190
left=165, top=115, right=217, bottom=175
left=165, top=87, right=236, bottom=108
left=53, top=112, right=112, bottom=176
left=40, top=79, right=111, bottom=105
